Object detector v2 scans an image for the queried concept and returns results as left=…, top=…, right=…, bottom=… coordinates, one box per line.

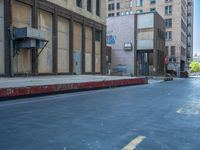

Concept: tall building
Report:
left=107, top=12, right=165, bottom=76
left=107, top=0, right=133, bottom=17
left=0, top=0, right=106, bottom=77
left=107, top=0, right=194, bottom=73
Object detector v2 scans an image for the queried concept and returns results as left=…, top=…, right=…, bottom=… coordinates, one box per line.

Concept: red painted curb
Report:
left=0, top=78, right=147, bottom=98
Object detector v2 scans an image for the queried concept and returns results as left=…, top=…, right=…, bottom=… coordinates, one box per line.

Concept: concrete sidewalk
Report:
left=0, top=75, right=148, bottom=98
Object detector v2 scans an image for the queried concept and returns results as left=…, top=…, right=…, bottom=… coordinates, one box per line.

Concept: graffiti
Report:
left=106, top=35, right=116, bottom=45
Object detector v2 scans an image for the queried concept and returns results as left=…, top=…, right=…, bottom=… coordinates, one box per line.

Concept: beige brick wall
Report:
left=47, top=0, right=106, bottom=25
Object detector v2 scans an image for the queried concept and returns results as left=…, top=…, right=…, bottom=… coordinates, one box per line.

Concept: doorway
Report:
left=73, top=51, right=82, bottom=75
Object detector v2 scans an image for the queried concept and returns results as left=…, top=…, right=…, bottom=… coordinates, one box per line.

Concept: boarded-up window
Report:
left=73, top=22, right=82, bottom=74
left=12, top=1, right=32, bottom=74
left=0, top=0, right=4, bottom=74
left=85, top=27, right=92, bottom=72
left=95, top=31, right=101, bottom=73
left=73, top=23, right=82, bottom=52
left=38, top=10, right=53, bottom=73
left=57, top=17, right=69, bottom=73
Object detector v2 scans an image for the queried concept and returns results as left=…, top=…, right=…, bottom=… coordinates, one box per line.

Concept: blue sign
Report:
left=106, top=35, right=116, bottom=45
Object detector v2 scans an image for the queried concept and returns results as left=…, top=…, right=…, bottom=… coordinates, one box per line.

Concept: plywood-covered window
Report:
left=85, top=27, right=92, bottom=73
left=38, top=10, right=53, bottom=73
left=73, top=22, right=82, bottom=52
left=57, top=17, right=69, bottom=73
left=95, top=31, right=101, bottom=73
left=73, top=22, right=82, bottom=74
left=12, top=0, right=32, bottom=74
left=0, top=0, right=4, bottom=75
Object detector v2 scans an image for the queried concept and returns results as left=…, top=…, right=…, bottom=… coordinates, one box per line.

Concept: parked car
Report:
left=166, top=70, right=177, bottom=77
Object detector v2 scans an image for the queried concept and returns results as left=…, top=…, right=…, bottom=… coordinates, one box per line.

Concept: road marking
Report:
left=121, top=136, right=146, bottom=150
left=177, top=101, right=200, bottom=115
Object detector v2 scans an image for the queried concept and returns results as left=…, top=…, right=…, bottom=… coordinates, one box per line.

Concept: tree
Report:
left=190, top=62, right=200, bottom=73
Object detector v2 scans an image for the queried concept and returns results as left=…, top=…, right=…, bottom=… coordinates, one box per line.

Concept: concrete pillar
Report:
left=101, top=25, right=106, bottom=75
left=52, top=8, right=58, bottom=74
left=4, top=0, right=12, bottom=77
left=82, top=19, right=86, bottom=74
left=134, top=14, right=138, bottom=76
left=153, top=50, right=158, bottom=75
left=92, top=24, right=96, bottom=74
left=69, top=15, right=74, bottom=74
left=32, top=0, right=38, bottom=75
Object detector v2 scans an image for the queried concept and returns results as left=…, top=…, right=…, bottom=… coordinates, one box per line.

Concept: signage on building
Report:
left=106, top=35, right=116, bottom=45
left=124, top=42, right=133, bottom=51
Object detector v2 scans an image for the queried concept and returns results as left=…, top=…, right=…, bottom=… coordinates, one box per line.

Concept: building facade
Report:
left=107, top=0, right=133, bottom=17
left=107, top=12, right=165, bottom=76
left=0, top=0, right=107, bottom=77
left=107, top=0, right=194, bottom=73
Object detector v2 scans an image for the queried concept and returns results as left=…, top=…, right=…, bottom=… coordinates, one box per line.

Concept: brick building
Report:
left=107, top=0, right=133, bottom=17
left=107, top=0, right=194, bottom=73
left=0, top=0, right=107, bottom=77
left=107, top=12, right=165, bottom=76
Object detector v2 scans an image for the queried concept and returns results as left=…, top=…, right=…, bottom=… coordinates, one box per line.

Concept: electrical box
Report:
left=14, top=27, right=47, bottom=49
left=15, top=39, right=36, bottom=49
left=14, top=27, right=46, bottom=40
left=124, top=42, right=133, bottom=51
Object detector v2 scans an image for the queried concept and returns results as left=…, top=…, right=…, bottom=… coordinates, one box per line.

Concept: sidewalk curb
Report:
left=0, top=77, right=148, bottom=99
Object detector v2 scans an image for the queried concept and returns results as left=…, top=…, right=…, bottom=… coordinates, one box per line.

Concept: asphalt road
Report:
left=1, top=78, right=200, bottom=150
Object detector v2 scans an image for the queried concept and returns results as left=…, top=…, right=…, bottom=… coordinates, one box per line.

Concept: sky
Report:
left=194, top=0, right=200, bottom=54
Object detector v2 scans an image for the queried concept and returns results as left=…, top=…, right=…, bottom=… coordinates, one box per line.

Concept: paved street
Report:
left=1, top=78, right=200, bottom=150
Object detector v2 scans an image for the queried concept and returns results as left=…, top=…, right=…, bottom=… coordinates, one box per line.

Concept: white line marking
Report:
left=122, top=136, right=146, bottom=150
left=177, top=101, right=200, bottom=115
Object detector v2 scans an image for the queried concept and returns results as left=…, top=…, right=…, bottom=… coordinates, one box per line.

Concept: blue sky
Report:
left=194, top=0, right=200, bottom=54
